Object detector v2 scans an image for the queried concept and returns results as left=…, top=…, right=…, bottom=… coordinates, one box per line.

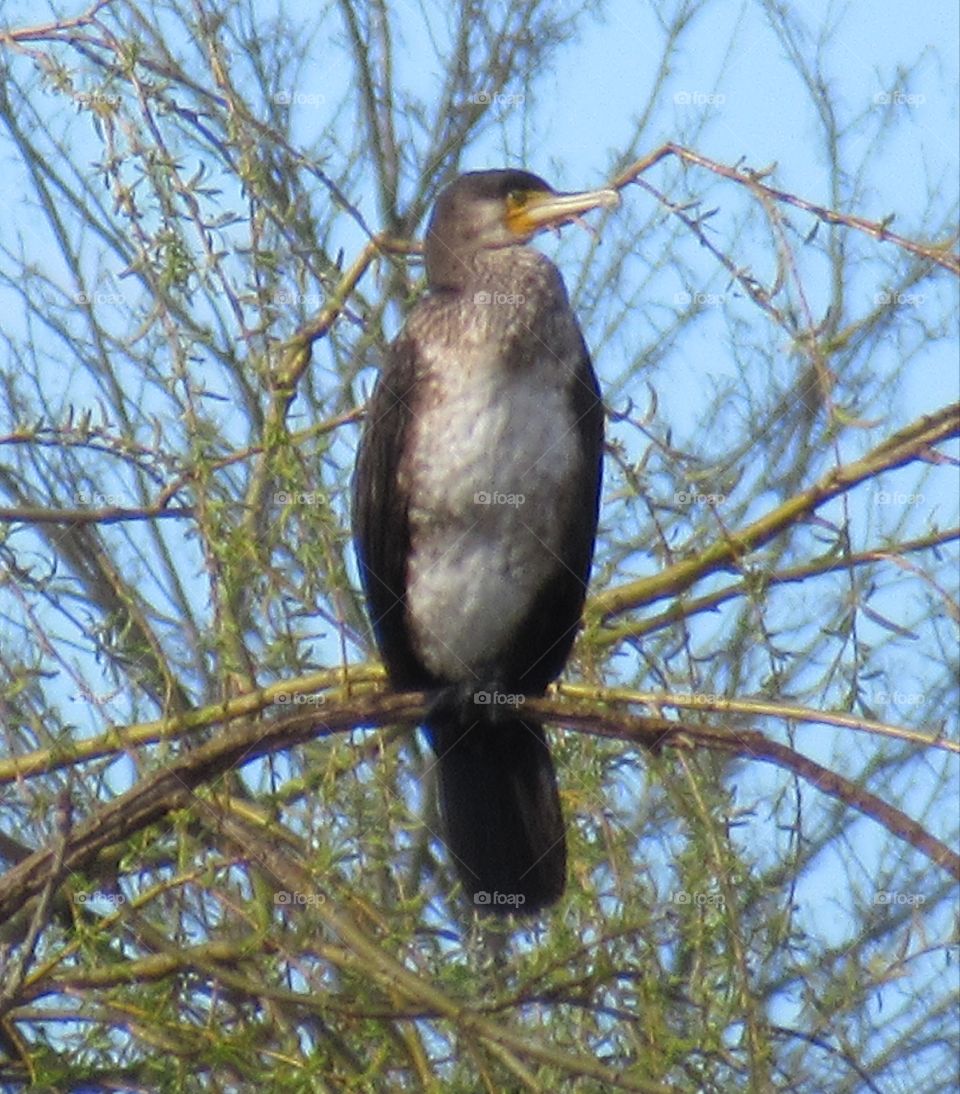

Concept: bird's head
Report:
left=424, top=169, right=619, bottom=290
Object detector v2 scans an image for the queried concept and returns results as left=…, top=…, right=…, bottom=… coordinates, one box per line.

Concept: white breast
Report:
left=403, top=335, right=581, bottom=681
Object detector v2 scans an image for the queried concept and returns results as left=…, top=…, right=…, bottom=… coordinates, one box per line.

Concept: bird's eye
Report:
left=506, top=189, right=529, bottom=208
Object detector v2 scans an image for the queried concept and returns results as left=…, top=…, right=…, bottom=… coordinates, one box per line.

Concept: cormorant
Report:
left=353, top=169, right=615, bottom=913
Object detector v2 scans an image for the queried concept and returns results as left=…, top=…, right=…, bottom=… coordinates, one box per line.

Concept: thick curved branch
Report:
left=0, top=691, right=418, bottom=923
left=2, top=689, right=955, bottom=933
left=522, top=698, right=960, bottom=882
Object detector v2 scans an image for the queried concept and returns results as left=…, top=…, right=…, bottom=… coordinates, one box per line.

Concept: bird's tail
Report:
left=427, top=712, right=566, bottom=914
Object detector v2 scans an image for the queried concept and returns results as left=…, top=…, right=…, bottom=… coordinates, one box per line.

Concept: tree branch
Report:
left=592, top=403, right=960, bottom=621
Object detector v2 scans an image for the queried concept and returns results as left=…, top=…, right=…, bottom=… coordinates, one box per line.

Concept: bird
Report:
left=353, top=168, right=615, bottom=914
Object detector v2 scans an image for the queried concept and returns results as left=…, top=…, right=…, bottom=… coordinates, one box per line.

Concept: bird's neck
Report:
left=428, top=244, right=542, bottom=294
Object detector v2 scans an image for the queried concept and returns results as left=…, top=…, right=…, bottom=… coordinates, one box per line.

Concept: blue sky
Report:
left=0, top=0, right=957, bottom=1081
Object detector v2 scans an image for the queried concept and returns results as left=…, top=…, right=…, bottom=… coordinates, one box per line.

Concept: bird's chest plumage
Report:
left=402, top=316, right=582, bottom=681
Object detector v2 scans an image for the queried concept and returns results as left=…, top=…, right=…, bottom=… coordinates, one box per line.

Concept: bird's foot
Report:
left=427, top=674, right=523, bottom=731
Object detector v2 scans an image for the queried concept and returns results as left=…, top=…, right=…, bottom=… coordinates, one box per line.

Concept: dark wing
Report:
left=565, top=331, right=605, bottom=595
left=511, top=331, right=604, bottom=694
left=352, top=336, right=432, bottom=690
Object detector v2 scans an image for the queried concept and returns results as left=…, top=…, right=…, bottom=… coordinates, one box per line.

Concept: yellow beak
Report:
left=507, top=186, right=620, bottom=238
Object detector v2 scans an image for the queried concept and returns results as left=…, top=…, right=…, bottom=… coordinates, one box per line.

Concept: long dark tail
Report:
left=427, top=712, right=566, bottom=915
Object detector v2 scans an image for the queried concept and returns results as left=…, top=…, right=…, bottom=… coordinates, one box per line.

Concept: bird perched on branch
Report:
left=353, top=168, right=615, bottom=913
